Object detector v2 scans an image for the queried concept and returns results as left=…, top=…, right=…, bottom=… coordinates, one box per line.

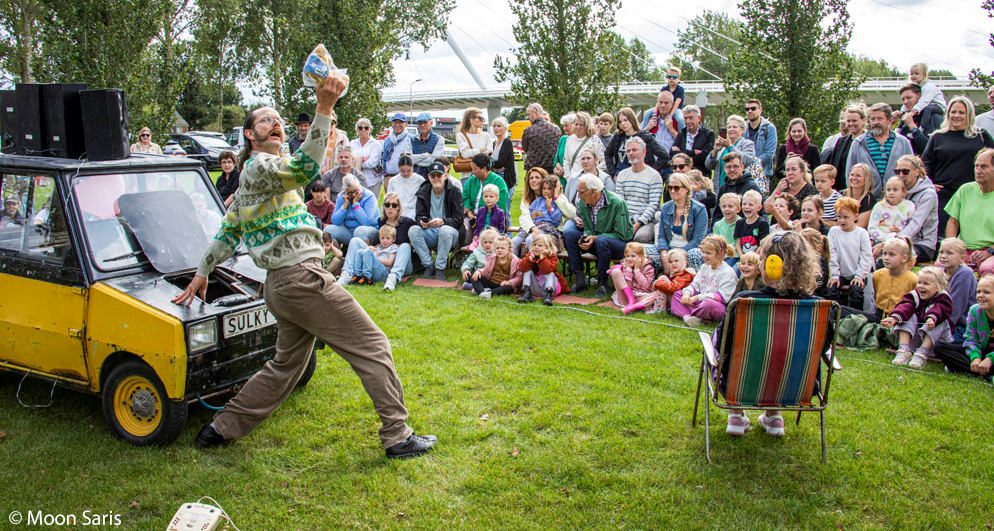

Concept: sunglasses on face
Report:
left=671, top=163, right=689, bottom=169
left=668, top=184, right=684, bottom=190
left=745, top=106, right=758, bottom=112
left=666, top=75, right=679, bottom=79
left=358, top=126, right=370, bottom=130
left=140, top=133, right=150, bottom=138
left=383, top=202, right=400, bottom=208
left=894, top=168, right=913, bottom=175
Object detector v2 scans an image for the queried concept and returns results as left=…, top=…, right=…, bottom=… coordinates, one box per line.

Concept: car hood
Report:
left=101, top=254, right=267, bottom=322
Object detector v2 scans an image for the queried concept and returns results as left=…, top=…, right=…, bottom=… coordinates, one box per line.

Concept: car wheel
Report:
left=102, top=360, right=187, bottom=446
left=296, top=347, right=318, bottom=388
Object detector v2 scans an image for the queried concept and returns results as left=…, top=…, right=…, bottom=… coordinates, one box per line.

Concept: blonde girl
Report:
left=843, top=163, right=875, bottom=228
left=670, top=235, right=738, bottom=326
left=474, top=235, right=523, bottom=298
left=937, top=237, right=978, bottom=340
left=883, top=266, right=954, bottom=368
left=871, top=237, right=918, bottom=320
left=645, top=248, right=695, bottom=314
left=607, top=242, right=656, bottom=314
left=734, top=251, right=764, bottom=295
left=517, top=234, right=568, bottom=305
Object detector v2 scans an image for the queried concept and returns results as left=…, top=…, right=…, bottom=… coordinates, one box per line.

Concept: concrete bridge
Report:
left=382, top=78, right=987, bottom=119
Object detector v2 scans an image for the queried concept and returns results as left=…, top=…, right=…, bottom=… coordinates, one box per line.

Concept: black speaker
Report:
left=80, top=89, right=129, bottom=161
left=42, top=83, right=87, bottom=159
left=0, top=90, right=15, bottom=154
left=15, top=83, right=44, bottom=155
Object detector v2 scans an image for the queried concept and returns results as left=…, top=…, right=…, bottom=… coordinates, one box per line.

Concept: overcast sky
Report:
left=387, top=0, right=989, bottom=96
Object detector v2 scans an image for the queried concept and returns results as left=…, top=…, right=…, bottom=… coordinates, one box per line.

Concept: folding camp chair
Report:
left=692, top=298, right=842, bottom=463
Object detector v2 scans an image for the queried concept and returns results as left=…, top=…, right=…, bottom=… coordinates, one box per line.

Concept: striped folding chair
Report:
left=692, top=298, right=842, bottom=463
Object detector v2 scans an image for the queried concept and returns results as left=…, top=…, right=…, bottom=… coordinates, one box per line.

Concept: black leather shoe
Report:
left=385, top=433, right=438, bottom=459
left=594, top=285, right=610, bottom=298
left=517, top=289, right=533, bottom=303
left=543, top=288, right=555, bottom=305
left=194, top=423, right=229, bottom=449
left=571, top=275, right=588, bottom=293
left=433, top=268, right=447, bottom=281
left=420, top=267, right=434, bottom=278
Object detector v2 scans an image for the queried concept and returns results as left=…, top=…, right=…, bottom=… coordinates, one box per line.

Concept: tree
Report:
left=191, top=0, right=241, bottom=130
left=852, top=56, right=901, bottom=78
left=972, top=0, right=994, bottom=88
left=669, top=10, right=743, bottom=80
left=723, top=0, right=861, bottom=145
left=0, top=0, right=46, bottom=82
left=494, top=0, right=625, bottom=122
left=601, top=33, right=665, bottom=83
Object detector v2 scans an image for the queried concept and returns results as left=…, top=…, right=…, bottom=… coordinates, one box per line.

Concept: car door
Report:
left=0, top=173, right=88, bottom=383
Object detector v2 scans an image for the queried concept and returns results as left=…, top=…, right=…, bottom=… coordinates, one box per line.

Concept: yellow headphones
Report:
left=765, top=233, right=786, bottom=280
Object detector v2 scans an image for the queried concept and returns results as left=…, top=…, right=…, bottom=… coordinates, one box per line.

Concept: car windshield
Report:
left=72, top=170, right=225, bottom=272
left=190, top=135, right=233, bottom=149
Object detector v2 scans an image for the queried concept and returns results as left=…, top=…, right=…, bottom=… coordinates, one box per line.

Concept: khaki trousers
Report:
left=213, top=258, right=413, bottom=448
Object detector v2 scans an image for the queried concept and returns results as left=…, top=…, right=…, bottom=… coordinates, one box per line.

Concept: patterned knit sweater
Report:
left=196, top=113, right=332, bottom=277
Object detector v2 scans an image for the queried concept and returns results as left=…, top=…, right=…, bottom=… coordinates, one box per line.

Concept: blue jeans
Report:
left=358, top=249, right=391, bottom=282
left=342, top=238, right=413, bottom=280
left=511, top=230, right=534, bottom=258
left=563, top=227, right=626, bottom=284
left=409, top=224, right=460, bottom=270
left=324, top=224, right=379, bottom=246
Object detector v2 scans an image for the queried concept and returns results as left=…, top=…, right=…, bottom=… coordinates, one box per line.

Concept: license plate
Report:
left=223, top=306, right=277, bottom=338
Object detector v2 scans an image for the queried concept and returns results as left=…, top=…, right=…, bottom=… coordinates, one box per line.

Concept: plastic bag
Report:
left=302, top=44, right=349, bottom=97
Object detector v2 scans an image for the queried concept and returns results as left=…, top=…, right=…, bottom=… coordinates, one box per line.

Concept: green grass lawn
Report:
left=2, top=283, right=993, bottom=528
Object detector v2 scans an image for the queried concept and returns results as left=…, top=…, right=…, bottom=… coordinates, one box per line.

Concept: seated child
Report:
left=712, top=193, right=740, bottom=264
left=517, top=234, right=569, bottom=305
left=734, top=190, right=770, bottom=259
left=827, top=197, right=872, bottom=308
left=606, top=242, right=656, bottom=314
left=322, top=232, right=344, bottom=276
left=796, top=196, right=829, bottom=235
left=769, top=193, right=800, bottom=235
left=871, top=237, right=918, bottom=323
left=670, top=235, right=738, bottom=326
left=353, top=225, right=398, bottom=285
left=812, top=164, right=842, bottom=225
left=473, top=234, right=522, bottom=298
left=935, top=275, right=994, bottom=379
left=867, top=176, right=915, bottom=246
left=468, top=184, right=509, bottom=250
left=733, top=251, right=765, bottom=296
left=529, top=174, right=565, bottom=246
left=882, top=265, right=953, bottom=368
left=307, top=181, right=334, bottom=228
left=461, top=228, right=498, bottom=290
left=800, top=228, right=831, bottom=299
left=688, top=170, right=717, bottom=220
left=938, top=237, right=978, bottom=342
left=646, top=248, right=695, bottom=314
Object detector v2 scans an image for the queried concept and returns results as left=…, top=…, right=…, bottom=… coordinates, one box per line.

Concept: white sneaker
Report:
left=479, top=289, right=492, bottom=300
left=891, top=348, right=913, bottom=366
left=758, top=413, right=785, bottom=437
left=908, top=352, right=928, bottom=369
left=726, top=413, right=750, bottom=436
left=383, top=274, right=397, bottom=292
left=336, top=274, right=351, bottom=287
left=683, top=315, right=704, bottom=327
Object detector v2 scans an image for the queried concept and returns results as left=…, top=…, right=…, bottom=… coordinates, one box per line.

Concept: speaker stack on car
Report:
left=0, top=82, right=132, bottom=161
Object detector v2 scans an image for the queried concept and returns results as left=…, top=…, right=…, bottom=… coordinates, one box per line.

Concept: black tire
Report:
left=296, top=348, right=318, bottom=388
left=102, top=360, right=187, bottom=446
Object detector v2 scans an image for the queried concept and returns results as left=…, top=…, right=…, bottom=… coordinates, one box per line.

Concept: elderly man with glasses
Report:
left=563, top=173, right=634, bottom=297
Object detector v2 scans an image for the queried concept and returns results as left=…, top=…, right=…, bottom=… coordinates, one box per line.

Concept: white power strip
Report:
left=166, top=502, right=225, bottom=531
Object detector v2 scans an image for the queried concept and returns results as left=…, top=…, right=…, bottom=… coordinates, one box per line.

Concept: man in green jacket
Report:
left=564, top=173, right=634, bottom=297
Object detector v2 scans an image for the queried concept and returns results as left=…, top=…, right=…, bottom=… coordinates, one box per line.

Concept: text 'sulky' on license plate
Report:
left=223, top=306, right=277, bottom=338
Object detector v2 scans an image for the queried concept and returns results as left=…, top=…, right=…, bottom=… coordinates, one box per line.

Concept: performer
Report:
left=172, top=75, right=437, bottom=459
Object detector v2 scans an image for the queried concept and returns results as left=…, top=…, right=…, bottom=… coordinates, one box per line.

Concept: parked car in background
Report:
left=225, top=127, right=244, bottom=150
left=444, top=143, right=459, bottom=161
left=169, top=133, right=233, bottom=170
left=163, top=141, right=186, bottom=157
left=512, top=139, right=523, bottom=161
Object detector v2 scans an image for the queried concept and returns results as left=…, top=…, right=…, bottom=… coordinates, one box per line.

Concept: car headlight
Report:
left=188, top=320, right=218, bottom=352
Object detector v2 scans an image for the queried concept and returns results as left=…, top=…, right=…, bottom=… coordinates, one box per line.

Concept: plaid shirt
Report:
left=590, top=191, right=606, bottom=232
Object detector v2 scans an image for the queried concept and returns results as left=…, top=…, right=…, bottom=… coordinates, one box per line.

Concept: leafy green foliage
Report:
left=972, top=0, right=994, bottom=88
left=191, top=0, right=241, bottom=131
left=723, top=0, right=862, bottom=145
left=853, top=56, right=901, bottom=78
left=494, top=0, right=625, bottom=122
left=0, top=0, right=46, bottom=82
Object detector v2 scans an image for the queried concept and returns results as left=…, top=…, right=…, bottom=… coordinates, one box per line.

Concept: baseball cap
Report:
left=427, top=161, right=446, bottom=175
left=415, top=112, right=432, bottom=123
left=390, top=112, right=408, bottom=122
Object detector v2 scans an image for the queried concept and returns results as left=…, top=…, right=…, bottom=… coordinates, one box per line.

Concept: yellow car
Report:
left=0, top=154, right=313, bottom=446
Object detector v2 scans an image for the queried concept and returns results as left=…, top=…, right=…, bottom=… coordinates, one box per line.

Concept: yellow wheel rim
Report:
left=113, top=375, right=162, bottom=437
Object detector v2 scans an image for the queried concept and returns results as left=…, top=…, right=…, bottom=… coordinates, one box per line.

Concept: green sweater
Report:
left=577, top=190, right=634, bottom=242
left=462, top=172, right=509, bottom=213
left=196, top=113, right=332, bottom=277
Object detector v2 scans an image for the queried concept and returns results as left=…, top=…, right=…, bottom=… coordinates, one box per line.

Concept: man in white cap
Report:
left=410, top=112, right=445, bottom=178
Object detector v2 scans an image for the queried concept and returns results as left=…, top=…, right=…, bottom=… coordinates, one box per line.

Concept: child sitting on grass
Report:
left=606, top=242, right=656, bottom=314
left=670, top=235, right=738, bottom=327
left=352, top=225, right=398, bottom=285
left=461, top=228, right=498, bottom=290
left=468, top=184, right=509, bottom=250
left=517, top=234, right=569, bottom=305
left=796, top=196, right=829, bottom=235
left=882, top=266, right=953, bottom=368
left=812, top=164, right=841, bottom=225
left=646, top=248, right=695, bottom=314
left=867, top=176, right=915, bottom=246
left=938, top=237, right=978, bottom=343
left=935, top=275, right=994, bottom=379
left=322, top=232, right=344, bottom=276
left=871, top=237, right=918, bottom=323
left=827, top=196, right=872, bottom=309
left=474, top=235, right=522, bottom=299
left=734, top=251, right=764, bottom=296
